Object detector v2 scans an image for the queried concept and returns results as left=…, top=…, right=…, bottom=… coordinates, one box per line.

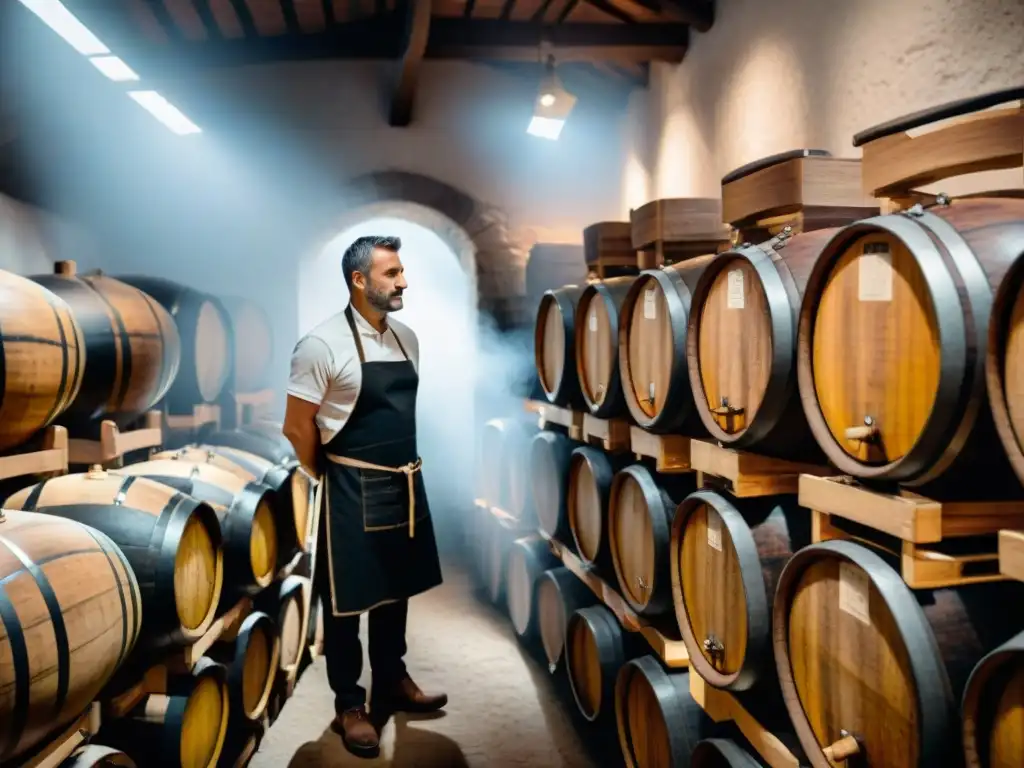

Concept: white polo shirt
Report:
left=287, top=306, right=420, bottom=445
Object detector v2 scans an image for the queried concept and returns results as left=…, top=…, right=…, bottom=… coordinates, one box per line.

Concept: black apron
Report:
left=316, top=306, right=443, bottom=617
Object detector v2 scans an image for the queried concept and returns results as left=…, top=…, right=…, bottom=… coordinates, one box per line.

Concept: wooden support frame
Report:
left=165, top=403, right=221, bottom=432
left=629, top=427, right=692, bottom=473
left=0, top=426, right=68, bottom=481
left=389, top=0, right=433, bottom=127
left=67, top=412, right=162, bottom=467
left=12, top=703, right=102, bottom=768
left=691, top=439, right=835, bottom=497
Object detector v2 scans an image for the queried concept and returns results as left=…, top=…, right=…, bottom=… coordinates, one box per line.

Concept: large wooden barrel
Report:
left=61, top=744, right=137, bottom=766
left=619, top=256, right=716, bottom=434
left=961, top=629, right=1024, bottom=768
left=478, top=417, right=538, bottom=520
left=686, top=231, right=838, bottom=460
left=608, top=465, right=694, bottom=617
left=481, top=512, right=515, bottom=605
left=116, top=275, right=233, bottom=414
left=671, top=490, right=809, bottom=693
left=567, top=446, right=627, bottom=572
left=691, top=739, right=764, bottom=767
left=506, top=535, right=559, bottom=639
left=0, top=269, right=86, bottom=452
left=535, top=285, right=586, bottom=407
left=615, top=656, right=713, bottom=768
left=254, top=574, right=307, bottom=673
left=985, top=251, right=1024, bottom=489
left=531, top=429, right=578, bottom=541
left=31, top=261, right=181, bottom=434
left=113, top=459, right=279, bottom=594
left=220, top=296, right=273, bottom=393
left=0, top=510, right=142, bottom=763
left=207, top=611, right=280, bottom=722
left=5, top=470, right=224, bottom=648
left=772, top=540, right=1024, bottom=767
left=795, top=198, right=1024, bottom=496
left=575, top=277, right=636, bottom=417
left=566, top=604, right=644, bottom=721
left=536, top=566, right=597, bottom=670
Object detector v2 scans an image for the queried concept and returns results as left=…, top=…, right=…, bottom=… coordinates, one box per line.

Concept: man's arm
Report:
left=282, top=335, right=333, bottom=478
left=283, top=396, right=322, bottom=478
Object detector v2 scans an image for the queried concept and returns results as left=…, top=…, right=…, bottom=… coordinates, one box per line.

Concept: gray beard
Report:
left=366, top=283, right=399, bottom=313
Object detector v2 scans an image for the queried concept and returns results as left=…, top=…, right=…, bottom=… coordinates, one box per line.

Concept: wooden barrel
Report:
left=31, top=261, right=181, bottom=434
left=686, top=231, right=838, bottom=460
left=772, top=540, right=1024, bottom=767
left=536, top=566, right=597, bottom=670
left=535, top=285, right=586, bottom=407
left=483, top=512, right=515, bottom=605
left=5, top=470, right=224, bottom=648
left=0, top=269, right=86, bottom=452
left=531, top=429, right=577, bottom=541
left=691, top=738, right=764, bottom=767
left=115, top=275, right=233, bottom=414
left=619, top=256, right=716, bottom=434
left=566, top=604, right=644, bottom=721
left=961, top=628, right=1024, bottom=768
left=671, top=489, right=809, bottom=692
left=506, top=535, right=559, bottom=639
left=575, top=277, right=636, bottom=417
left=795, top=198, right=1024, bottom=496
left=254, top=574, right=307, bottom=673
left=478, top=417, right=538, bottom=519
left=615, top=656, right=712, bottom=768
left=567, top=446, right=627, bottom=572
left=114, top=459, right=279, bottom=594
left=608, top=465, right=694, bottom=617
left=0, top=510, right=142, bottom=763
left=220, top=296, right=273, bottom=393
left=207, top=611, right=280, bottom=722
left=986, top=251, right=1024, bottom=490
left=60, top=745, right=137, bottom=766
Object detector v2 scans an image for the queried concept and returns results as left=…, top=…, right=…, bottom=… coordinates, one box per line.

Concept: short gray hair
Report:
left=341, top=235, right=402, bottom=289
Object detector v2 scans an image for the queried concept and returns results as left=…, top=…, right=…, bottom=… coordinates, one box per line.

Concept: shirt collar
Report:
left=350, top=304, right=387, bottom=338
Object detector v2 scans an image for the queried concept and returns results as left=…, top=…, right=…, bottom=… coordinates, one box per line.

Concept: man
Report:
left=283, top=234, right=447, bottom=759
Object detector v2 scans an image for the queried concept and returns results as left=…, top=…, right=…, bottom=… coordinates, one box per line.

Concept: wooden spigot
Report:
left=55, top=260, right=77, bottom=277
left=86, top=464, right=107, bottom=479
left=823, top=733, right=861, bottom=763
left=845, top=416, right=878, bottom=442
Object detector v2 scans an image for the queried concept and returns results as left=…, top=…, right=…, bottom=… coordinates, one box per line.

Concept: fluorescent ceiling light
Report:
left=527, top=116, right=566, bottom=141
left=128, top=91, right=202, bottom=136
left=16, top=0, right=110, bottom=56
left=90, top=56, right=140, bottom=82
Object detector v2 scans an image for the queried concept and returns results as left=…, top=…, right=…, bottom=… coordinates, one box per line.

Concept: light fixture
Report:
left=90, top=56, right=140, bottom=82
left=527, top=55, right=576, bottom=141
left=128, top=91, right=202, bottom=135
left=16, top=0, right=110, bottom=56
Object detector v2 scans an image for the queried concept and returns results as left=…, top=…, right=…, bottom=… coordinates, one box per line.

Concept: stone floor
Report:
left=251, top=561, right=621, bottom=768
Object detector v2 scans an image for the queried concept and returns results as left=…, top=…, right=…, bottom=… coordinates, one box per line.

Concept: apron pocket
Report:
left=360, top=469, right=409, bottom=531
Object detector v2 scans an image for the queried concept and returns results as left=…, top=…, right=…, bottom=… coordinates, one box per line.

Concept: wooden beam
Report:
left=388, top=0, right=432, bottom=126
left=227, top=0, right=260, bottom=37
left=191, top=1, right=224, bottom=40
left=661, top=0, right=713, bottom=31
left=281, top=0, right=302, bottom=34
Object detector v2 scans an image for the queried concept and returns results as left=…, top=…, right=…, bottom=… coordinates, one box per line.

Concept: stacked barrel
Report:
left=474, top=86, right=1024, bottom=767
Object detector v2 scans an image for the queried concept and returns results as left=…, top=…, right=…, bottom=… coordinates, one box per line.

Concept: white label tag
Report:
left=707, top=513, right=722, bottom=552
left=588, top=312, right=597, bottom=332
left=838, top=562, right=871, bottom=625
left=643, top=288, right=657, bottom=320
left=648, top=382, right=655, bottom=403
left=858, top=242, right=893, bottom=302
left=727, top=269, right=745, bottom=309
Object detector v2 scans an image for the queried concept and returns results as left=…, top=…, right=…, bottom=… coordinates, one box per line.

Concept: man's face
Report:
left=356, top=247, right=407, bottom=313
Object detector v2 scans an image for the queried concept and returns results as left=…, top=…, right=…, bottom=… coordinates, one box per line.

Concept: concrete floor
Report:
left=252, top=561, right=621, bottom=768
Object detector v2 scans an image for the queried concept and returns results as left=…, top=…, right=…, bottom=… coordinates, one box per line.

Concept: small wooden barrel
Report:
left=986, top=251, right=1024, bottom=490
left=31, top=261, right=181, bottom=434
left=608, top=465, right=693, bottom=617
left=536, top=566, right=598, bottom=670
left=691, top=738, right=764, bottom=767
left=795, top=198, right=1024, bottom=495
left=531, top=429, right=577, bottom=541
left=483, top=512, right=515, bottom=606
left=478, top=417, right=538, bottom=520
left=566, top=604, right=644, bottom=721
left=60, top=744, right=137, bottom=766
left=254, top=574, right=307, bottom=673
left=506, top=535, right=560, bottom=639
left=220, top=296, right=273, bottom=393
left=575, top=276, right=636, bottom=417
left=567, top=446, right=627, bottom=572
left=5, top=470, right=224, bottom=648
left=686, top=231, right=838, bottom=460
left=615, top=657, right=712, bottom=768
left=535, top=285, right=586, bottom=407
left=240, top=421, right=295, bottom=457
left=0, top=269, right=86, bottom=451
left=619, top=256, right=716, bottom=434
left=772, top=540, right=1024, bottom=768
left=671, top=489, right=809, bottom=692
left=208, top=611, right=280, bottom=722
left=116, top=275, right=233, bottom=414
left=0, top=510, right=142, bottom=763
left=114, top=459, right=279, bottom=595
left=961, top=628, right=1024, bottom=768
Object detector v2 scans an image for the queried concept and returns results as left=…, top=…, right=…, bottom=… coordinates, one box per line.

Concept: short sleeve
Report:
left=287, top=335, right=334, bottom=404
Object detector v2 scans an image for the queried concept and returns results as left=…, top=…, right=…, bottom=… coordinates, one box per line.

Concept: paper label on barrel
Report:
left=838, top=562, right=871, bottom=625
left=589, top=312, right=597, bottom=332
left=858, top=242, right=893, bottom=302
left=643, top=288, right=657, bottom=320
left=727, top=269, right=745, bottom=309
left=707, top=513, right=723, bottom=552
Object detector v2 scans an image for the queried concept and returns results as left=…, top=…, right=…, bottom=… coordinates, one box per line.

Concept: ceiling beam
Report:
left=388, top=0, right=432, bottom=126
left=661, top=0, right=713, bottom=32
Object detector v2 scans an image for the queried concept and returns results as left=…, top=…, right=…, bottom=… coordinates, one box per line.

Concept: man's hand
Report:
left=283, top=395, right=323, bottom=478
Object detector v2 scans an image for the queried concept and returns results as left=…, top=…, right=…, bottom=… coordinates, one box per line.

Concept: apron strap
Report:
left=344, top=304, right=411, bottom=364
left=326, top=452, right=422, bottom=538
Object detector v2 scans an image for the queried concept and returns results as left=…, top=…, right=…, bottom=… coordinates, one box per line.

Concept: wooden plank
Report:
left=389, top=0, right=433, bottom=126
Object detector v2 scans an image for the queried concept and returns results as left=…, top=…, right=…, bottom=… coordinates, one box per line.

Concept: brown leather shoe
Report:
left=330, top=706, right=380, bottom=757
left=374, top=675, right=448, bottom=714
